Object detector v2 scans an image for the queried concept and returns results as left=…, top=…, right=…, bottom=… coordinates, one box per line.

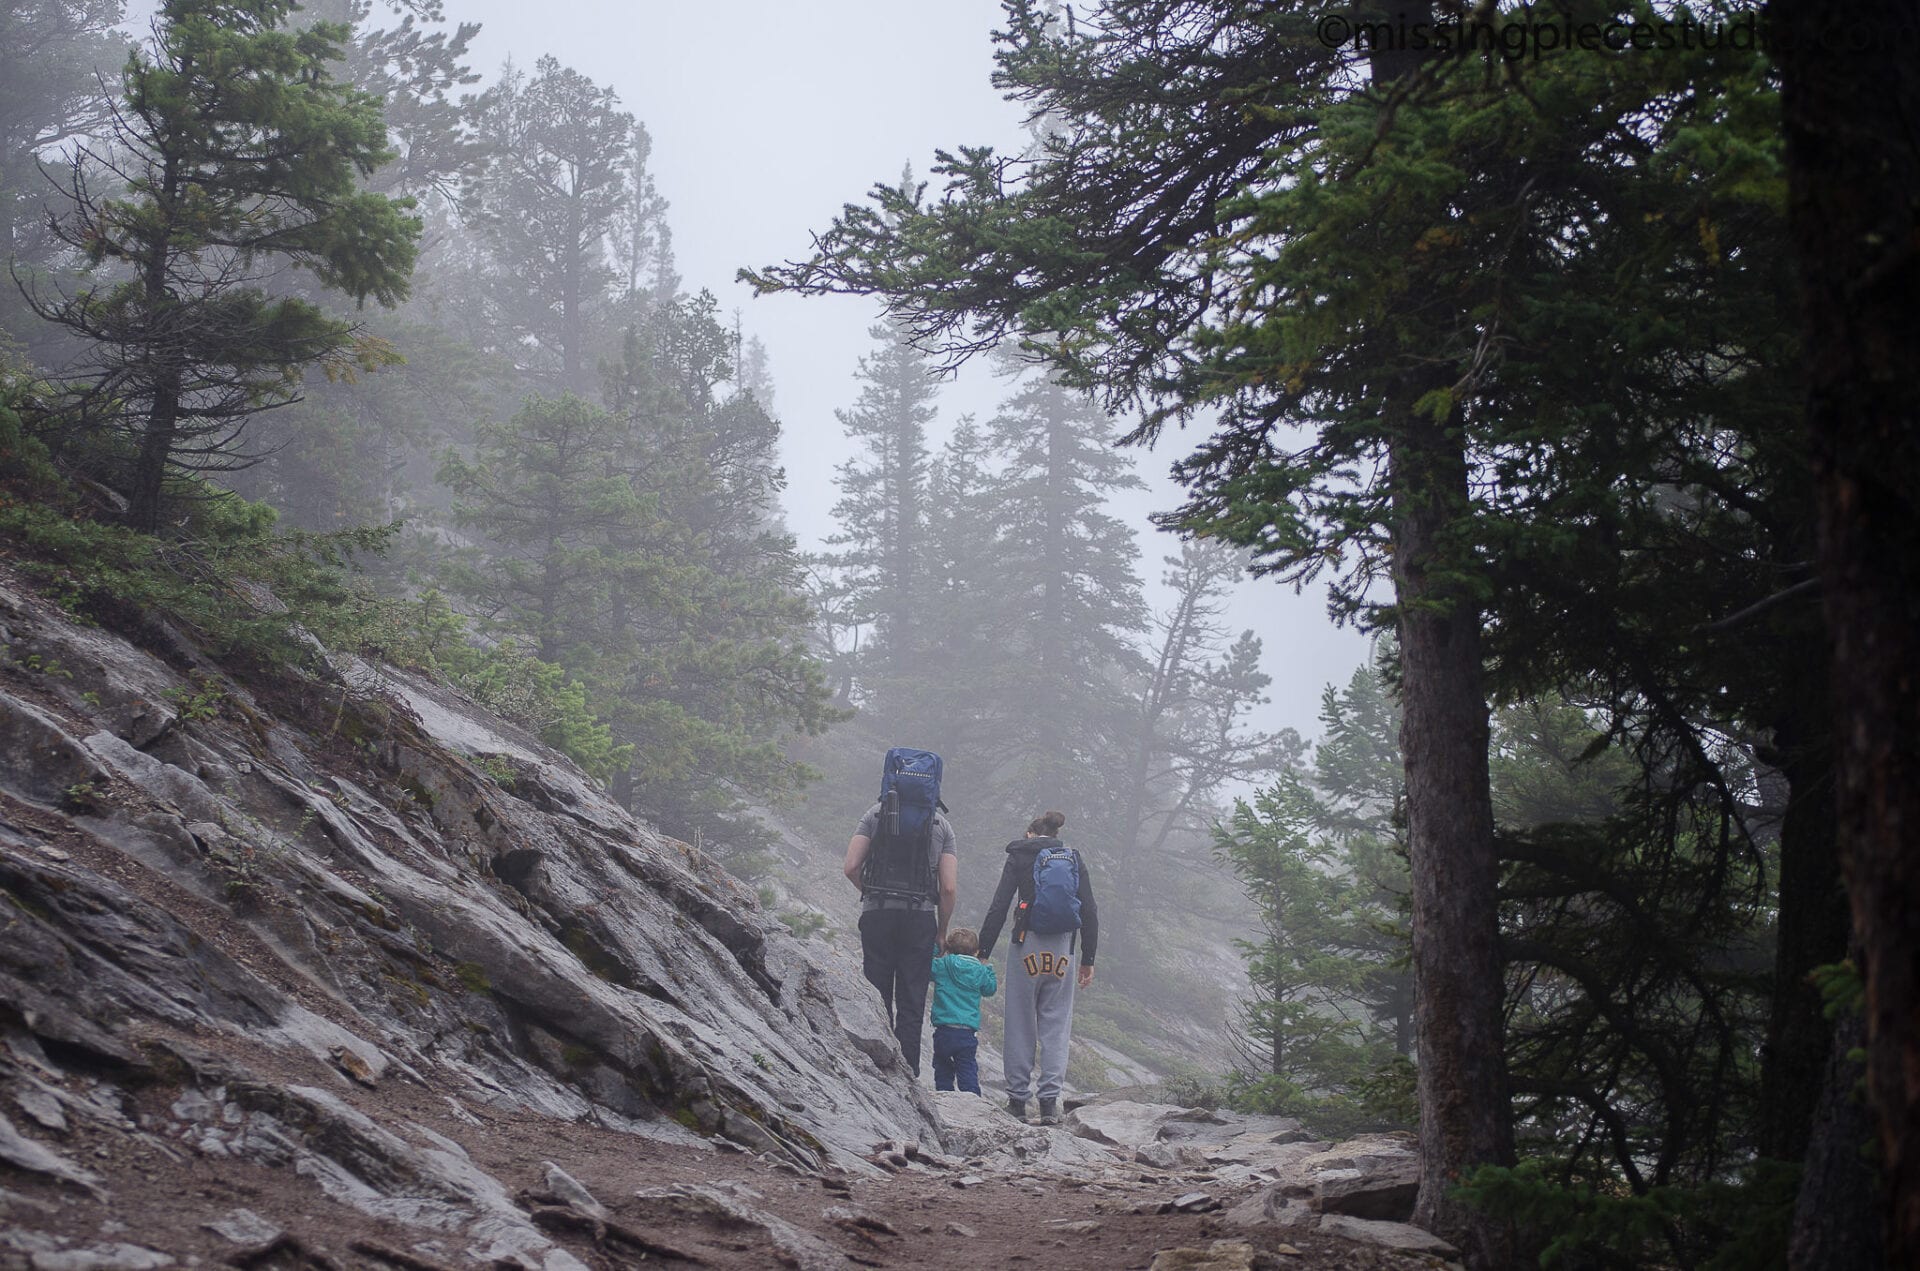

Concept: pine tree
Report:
left=972, top=366, right=1147, bottom=821
left=464, top=54, right=632, bottom=393
left=824, top=318, right=940, bottom=702
left=0, top=0, right=127, bottom=321
left=1116, top=538, right=1283, bottom=865
left=26, top=0, right=420, bottom=532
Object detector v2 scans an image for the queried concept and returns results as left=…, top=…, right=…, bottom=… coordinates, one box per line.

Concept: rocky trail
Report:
left=0, top=564, right=1454, bottom=1270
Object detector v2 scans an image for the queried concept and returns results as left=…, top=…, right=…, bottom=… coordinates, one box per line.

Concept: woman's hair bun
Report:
left=1029, top=809, right=1067, bottom=836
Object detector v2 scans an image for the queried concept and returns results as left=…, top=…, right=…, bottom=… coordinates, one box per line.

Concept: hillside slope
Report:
left=0, top=563, right=936, bottom=1263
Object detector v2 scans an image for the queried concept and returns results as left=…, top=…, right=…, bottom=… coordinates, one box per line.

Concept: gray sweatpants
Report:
left=1001, top=928, right=1078, bottom=1102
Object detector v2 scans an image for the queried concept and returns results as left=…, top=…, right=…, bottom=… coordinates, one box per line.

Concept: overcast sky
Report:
left=456, top=0, right=1373, bottom=740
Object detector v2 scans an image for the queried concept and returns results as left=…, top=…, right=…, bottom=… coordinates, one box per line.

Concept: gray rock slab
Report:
left=0, top=689, right=112, bottom=807
left=30, top=1245, right=173, bottom=1271
left=1318, top=1213, right=1460, bottom=1257
left=0, top=1110, right=102, bottom=1195
left=540, top=1161, right=607, bottom=1219
left=14, top=1085, right=69, bottom=1133
left=201, top=1210, right=281, bottom=1245
left=1068, top=1100, right=1214, bottom=1149
left=1305, top=1135, right=1419, bottom=1221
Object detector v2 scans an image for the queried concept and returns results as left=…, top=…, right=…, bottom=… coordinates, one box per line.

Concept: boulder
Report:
left=29, top=1245, right=173, bottom=1271
left=1068, top=1099, right=1222, bottom=1149
left=1318, top=1213, right=1460, bottom=1258
left=1300, top=1133, right=1419, bottom=1221
left=1135, top=1140, right=1211, bottom=1171
left=101, top=699, right=175, bottom=750
left=931, top=1090, right=1121, bottom=1175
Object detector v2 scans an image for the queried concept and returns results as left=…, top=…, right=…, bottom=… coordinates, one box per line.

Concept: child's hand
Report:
left=1077, top=964, right=1095, bottom=989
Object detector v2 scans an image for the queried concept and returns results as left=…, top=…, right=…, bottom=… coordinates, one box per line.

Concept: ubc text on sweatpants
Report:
left=1001, top=927, right=1077, bottom=1102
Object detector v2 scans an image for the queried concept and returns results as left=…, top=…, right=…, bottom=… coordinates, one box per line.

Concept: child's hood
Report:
left=936, top=952, right=997, bottom=993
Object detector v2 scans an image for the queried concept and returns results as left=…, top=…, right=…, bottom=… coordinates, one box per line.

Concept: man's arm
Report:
left=842, top=834, right=870, bottom=892
left=936, top=852, right=958, bottom=943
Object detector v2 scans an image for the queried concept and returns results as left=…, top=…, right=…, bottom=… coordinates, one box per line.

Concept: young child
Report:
left=929, top=927, right=997, bottom=1094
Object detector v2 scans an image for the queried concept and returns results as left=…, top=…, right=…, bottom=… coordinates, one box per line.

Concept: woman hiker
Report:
left=976, top=809, right=1099, bottom=1123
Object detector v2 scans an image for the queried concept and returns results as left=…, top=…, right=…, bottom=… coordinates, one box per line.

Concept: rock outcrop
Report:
left=0, top=568, right=935, bottom=1264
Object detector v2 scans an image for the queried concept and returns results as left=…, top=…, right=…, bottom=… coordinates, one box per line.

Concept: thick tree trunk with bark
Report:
left=128, top=373, right=180, bottom=534
left=1389, top=415, right=1515, bottom=1270
left=1790, top=1008, right=1883, bottom=1269
left=1758, top=674, right=1844, bottom=1164
left=1773, top=0, right=1920, bottom=1262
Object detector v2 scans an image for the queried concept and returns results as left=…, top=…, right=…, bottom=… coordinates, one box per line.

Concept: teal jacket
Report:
left=929, top=952, right=998, bottom=1029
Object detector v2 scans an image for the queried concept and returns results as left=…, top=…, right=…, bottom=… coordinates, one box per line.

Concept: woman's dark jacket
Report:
left=976, top=836, right=1099, bottom=966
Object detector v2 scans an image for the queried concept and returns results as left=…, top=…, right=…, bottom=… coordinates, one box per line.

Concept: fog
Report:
left=450, top=0, right=1371, bottom=738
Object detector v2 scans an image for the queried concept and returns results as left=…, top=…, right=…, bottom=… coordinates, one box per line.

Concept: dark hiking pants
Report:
left=858, top=907, right=937, bottom=1075
left=932, top=1024, right=980, bottom=1093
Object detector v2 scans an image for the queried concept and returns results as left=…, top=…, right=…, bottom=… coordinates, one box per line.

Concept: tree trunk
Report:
left=1773, top=0, right=1920, bottom=1261
left=1789, top=1008, right=1884, bottom=1269
left=127, top=371, right=180, bottom=533
left=1390, top=413, right=1515, bottom=1270
left=1758, top=670, right=1845, bottom=1164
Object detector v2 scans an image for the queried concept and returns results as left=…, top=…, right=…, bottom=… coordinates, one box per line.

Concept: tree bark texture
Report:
left=128, top=372, right=179, bottom=534
left=1789, top=1010, right=1884, bottom=1270
left=1759, top=674, right=1845, bottom=1164
left=1390, top=417, right=1516, bottom=1270
left=1773, top=0, right=1920, bottom=1262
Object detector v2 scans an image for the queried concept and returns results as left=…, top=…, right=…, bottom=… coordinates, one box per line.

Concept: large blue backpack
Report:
left=860, top=748, right=944, bottom=903
left=1026, top=845, right=1082, bottom=934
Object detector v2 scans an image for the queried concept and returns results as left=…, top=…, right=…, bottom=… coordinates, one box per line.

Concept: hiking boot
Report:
left=1006, top=1097, right=1028, bottom=1121
left=1037, top=1098, right=1060, bottom=1124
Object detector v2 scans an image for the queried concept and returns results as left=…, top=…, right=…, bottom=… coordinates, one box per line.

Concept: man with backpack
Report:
left=842, top=748, right=957, bottom=1076
left=976, top=809, right=1099, bottom=1123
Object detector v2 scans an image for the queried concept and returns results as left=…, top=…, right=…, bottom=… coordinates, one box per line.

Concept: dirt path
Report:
left=0, top=1048, right=1448, bottom=1271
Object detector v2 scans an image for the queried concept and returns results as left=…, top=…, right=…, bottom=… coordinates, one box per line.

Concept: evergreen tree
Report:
left=600, top=296, right=837, bottom=849
left=608, top=127, right=672, bottom=312
left=824, top=318, right=940, bottom=701
left=308, top=0, right=483, bottom=202
left=913, top=414, right=1005, bottom=754
left=972, top=366, right=1147, bottom=820
left=1217, top=662, right=1410, bottom=1108
left=1216, top=770, right=1409, bottom=1125
left=25, top=0, right=420, bottom=532
left=1117, top=538, right=1283, bottom=865
left=439, top=302, right=834, bottom=856
left=437, top=392, right=650, bottom=667
left=464, top=54, right=632, bottom=392
left=0, top=0, right=127, bottom=332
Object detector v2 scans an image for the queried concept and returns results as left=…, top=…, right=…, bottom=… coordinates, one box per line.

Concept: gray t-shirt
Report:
left=856, top=801, right=955, bottom=911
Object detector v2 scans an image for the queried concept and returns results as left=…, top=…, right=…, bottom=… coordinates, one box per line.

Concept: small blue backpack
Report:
left=1026, top=845, right=1082, bottom=934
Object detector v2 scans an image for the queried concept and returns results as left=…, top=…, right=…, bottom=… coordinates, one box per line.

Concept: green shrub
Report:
left=0, top=375, right=627, bottom=783
left=1455, top=1158, right=1798, bottom=1271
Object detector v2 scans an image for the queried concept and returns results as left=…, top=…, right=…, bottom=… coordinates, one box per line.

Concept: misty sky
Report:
left=440, top=0, right=1374, bottom=741
left=250, top=0, right=1354, bottom=742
